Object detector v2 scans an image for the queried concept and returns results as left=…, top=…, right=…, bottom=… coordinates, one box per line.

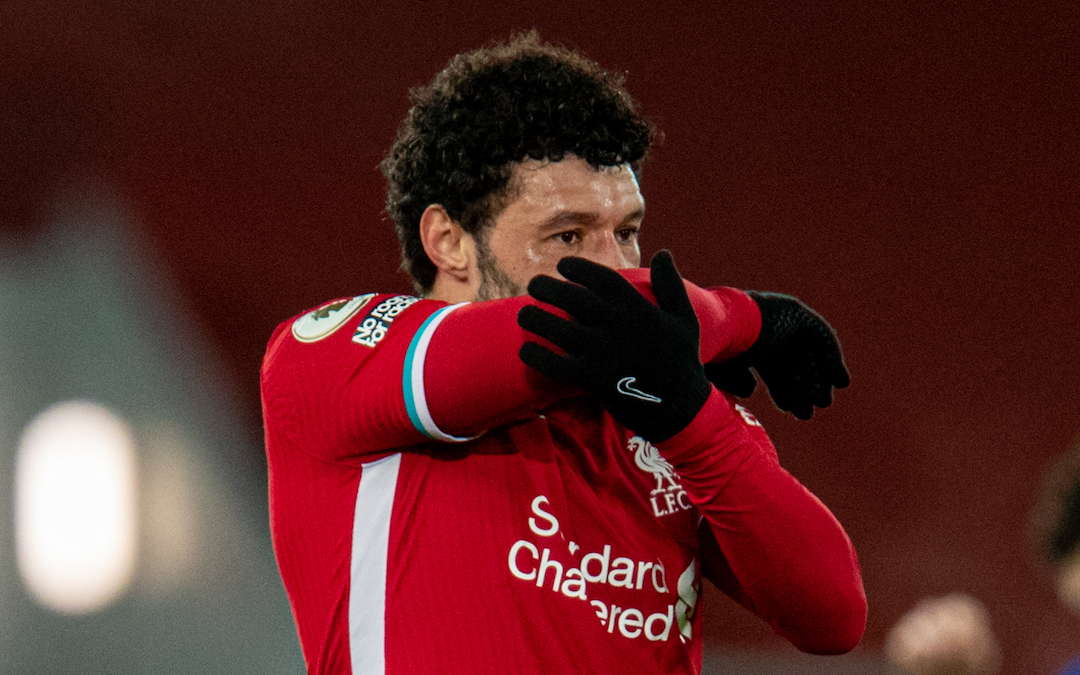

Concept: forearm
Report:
left=616, top=269, right=761, bottom=363
left=658, top=390, right=867, bottom=654
left=425, top=274, right=761, bottom=437
left=420, top=297, right=571, bottom=437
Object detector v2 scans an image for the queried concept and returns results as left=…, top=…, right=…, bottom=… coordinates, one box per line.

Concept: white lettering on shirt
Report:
left=507, top=494, right=691, bottom=643
left=528, top=495, right=559, bottom=536
left=629, top=436, right=692, bottom=518
left=352, top=295, right=419, bottom=347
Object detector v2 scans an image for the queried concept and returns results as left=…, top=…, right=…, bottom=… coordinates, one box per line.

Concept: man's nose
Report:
left=582, top=232, right=633, bottom=270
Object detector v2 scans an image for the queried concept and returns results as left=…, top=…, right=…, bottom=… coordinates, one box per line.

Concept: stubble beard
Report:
left=474, top=233, right=523, bottom=301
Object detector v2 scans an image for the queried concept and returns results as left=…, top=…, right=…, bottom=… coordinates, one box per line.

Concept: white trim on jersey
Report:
left=349, top=453, right=402, bottom=675
left=402, top=303, right=477, bottom=442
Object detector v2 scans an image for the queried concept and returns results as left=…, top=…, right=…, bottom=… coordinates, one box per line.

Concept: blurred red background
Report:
left=3, top=1, right=1078, bottom=671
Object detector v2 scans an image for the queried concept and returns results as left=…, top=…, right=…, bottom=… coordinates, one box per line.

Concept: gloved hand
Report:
left=704, top=291, right=849, bottom=420
left=517, top=251, right=711, bottom=443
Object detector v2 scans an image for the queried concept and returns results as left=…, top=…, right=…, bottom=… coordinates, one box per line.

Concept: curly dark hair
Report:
left=380, top=31, right=657, bottom=293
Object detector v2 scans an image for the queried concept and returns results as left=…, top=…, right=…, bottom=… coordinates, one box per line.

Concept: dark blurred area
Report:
left=3, top=1, right=1078, bottom=672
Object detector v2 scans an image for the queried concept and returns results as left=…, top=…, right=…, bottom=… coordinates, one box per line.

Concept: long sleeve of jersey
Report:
left=261, top=272, right=759, bottom=461
left=657, top=389, right=868, bottom=654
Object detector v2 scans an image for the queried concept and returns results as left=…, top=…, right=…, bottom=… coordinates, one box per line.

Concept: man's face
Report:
left=474, top=156, right=645, bottom=301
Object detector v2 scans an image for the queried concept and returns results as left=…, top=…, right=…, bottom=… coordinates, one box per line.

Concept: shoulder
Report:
left=262, top=292, right=446, bottom=373
left=260, top=292, right=443, bottom=414
left=289, top=294, right=383, bottom=343
left=271, top=293, right=424, bottom=348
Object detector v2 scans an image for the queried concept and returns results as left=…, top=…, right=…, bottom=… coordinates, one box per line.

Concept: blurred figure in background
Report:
left=885, top=433, right=1080, bottom=675
left=885, top=592, right=1000, bottom=675
left=1031, top=436, right=1080, bottom=675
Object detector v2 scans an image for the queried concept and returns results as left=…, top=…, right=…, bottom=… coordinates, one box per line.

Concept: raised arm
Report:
left=260, top=271, right=760, bottom=460
left=515, top=251, right=866, bottom=653
left=665, top=391, right=867, bottom=653
left=422, top=273, right=759, bottom=439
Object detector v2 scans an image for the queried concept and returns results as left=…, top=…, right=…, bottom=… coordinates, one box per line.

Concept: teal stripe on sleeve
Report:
left=402, top=304, right=475, bottom=442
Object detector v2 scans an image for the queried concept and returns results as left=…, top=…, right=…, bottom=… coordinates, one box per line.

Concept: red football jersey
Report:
left=260, top=273, right=866, bottom=674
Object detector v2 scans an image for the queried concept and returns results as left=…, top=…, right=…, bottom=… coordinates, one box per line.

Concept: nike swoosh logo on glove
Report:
left=616, top=377, right=662, bottom=403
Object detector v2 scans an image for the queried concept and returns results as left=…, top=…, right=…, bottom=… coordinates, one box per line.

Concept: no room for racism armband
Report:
left=353, top=295, right=420, bottom=348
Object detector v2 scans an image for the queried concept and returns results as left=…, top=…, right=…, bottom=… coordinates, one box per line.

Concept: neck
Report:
left=427, top=273, right=478, bottom=303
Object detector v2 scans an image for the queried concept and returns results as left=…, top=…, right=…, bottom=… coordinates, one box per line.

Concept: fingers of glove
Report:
left=831, top=362, right=851, bottom=389
left=517, top=305, right=597, bottom=354
left=790, top=400, right=815, bottom=420
left=527, top=274, right=608, bottom=324
left=768, top=378, right=814, bottom=419
left=804, top=328, right=850, bottom=390
left=828, top=354, right=851, bottom=388
left=519, top=342, right=584, bottom=385
left=801, top=377, right=834, bottom=410
left=763, top=366, right=833, bottom=418
left=649, top=250, right=696, bottom=321
left=755, top=364, right=809, bottom=419
left=769, top=305, right=851, bottom=394
left=769, top=386, right=807, bottom=419
left=703, top=360, right=758, bottom=398
left=556, top=256, right=650, bottom=309
left=810, top=378, right=834, bottom=409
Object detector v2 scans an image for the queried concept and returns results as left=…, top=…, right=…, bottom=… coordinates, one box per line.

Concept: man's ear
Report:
left=419, top=205, right=474, bottom=282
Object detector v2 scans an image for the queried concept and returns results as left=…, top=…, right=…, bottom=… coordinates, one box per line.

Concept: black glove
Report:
left=704, top=291, right=849, bottom=420
left=517, top=251, right=711, bottom=443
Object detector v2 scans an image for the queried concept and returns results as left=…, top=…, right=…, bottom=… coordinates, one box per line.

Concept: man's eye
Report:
left=617, top=227, right=640, bottom=243
left=556, top=231, right=580, bottom=244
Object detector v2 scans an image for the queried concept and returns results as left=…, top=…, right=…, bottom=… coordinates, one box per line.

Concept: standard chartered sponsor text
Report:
left=507, top=495, right=693, bottom=642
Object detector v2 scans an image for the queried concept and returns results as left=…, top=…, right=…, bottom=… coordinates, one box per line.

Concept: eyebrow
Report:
left=537, top=208, right=646, bottom=233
